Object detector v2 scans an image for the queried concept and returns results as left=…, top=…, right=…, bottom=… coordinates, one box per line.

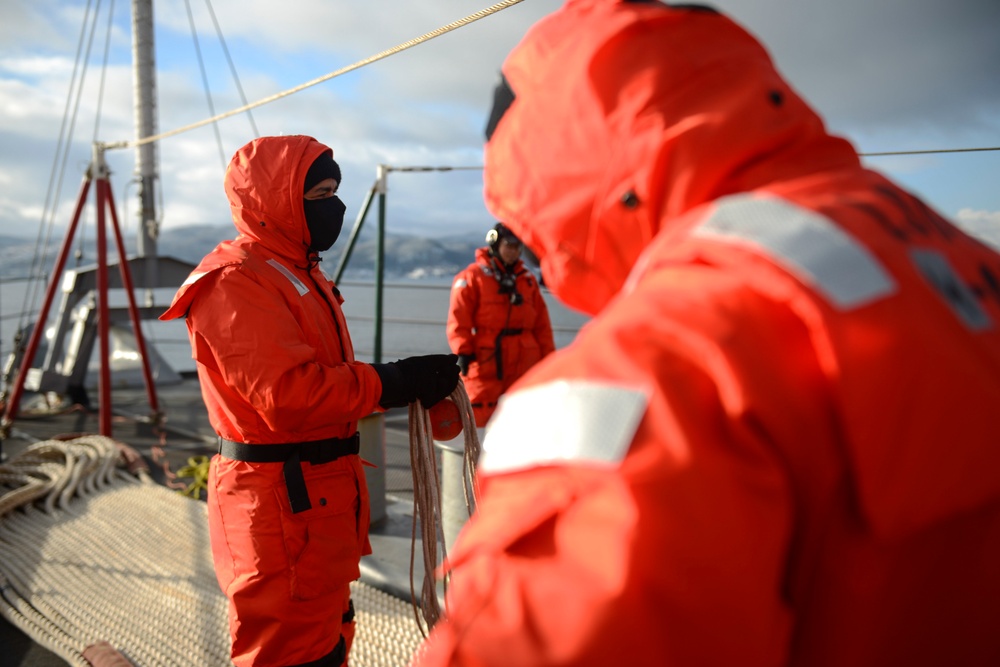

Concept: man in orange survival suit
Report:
left=415, top=2, right=1000, bottom=666
left=447, top=222, right=555, bottom=427
left=161, top=135, right=458, bottom=667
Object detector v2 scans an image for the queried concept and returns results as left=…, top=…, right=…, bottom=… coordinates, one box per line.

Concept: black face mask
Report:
left=304, top=195, right=346, bottom=252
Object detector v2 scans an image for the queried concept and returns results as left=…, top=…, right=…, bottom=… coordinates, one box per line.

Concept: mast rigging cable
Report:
left=101, top=0, right=527, bottom=151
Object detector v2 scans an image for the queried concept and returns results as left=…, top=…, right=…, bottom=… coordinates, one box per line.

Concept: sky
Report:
left=0, top=0, right=998, bottom=249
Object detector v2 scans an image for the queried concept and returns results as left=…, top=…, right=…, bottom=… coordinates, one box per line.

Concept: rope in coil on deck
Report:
left=0, top=435, right=426, bottom=666
left=408, top=381, right=481, bottom=637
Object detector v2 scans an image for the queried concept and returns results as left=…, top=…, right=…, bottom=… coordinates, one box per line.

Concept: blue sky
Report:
left=1, top=0, right=998, bottom=247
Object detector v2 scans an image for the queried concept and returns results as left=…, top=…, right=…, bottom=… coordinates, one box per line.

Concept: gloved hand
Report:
left=457, top=353, right=475, bottom=376
left=371, top=354, right=460, bottom=409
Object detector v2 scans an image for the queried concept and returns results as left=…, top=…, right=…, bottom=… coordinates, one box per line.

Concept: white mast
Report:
left=131, top=0, right=159, bottom=296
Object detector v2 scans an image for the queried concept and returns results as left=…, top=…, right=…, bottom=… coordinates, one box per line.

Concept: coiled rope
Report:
left=0, top=435, right=425, bottom=666
left=408, top=381, right=481, bottom=637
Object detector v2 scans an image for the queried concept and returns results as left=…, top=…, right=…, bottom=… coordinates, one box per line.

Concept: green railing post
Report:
left=374, top=165, right=388, bottom=364
left=333, top=181, right=377, bottom=284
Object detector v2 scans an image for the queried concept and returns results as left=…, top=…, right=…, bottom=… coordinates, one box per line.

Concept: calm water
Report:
left=0, top=276, right=589, bottom=379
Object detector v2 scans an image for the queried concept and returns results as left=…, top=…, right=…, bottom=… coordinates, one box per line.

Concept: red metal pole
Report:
left=1, top=176, right=92, bottom=431
left=105, top=178, right=161, bottom=416
left=95, top=177, right=113, bottom=436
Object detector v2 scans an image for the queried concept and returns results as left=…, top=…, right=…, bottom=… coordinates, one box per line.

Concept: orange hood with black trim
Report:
left=225, top=134, right=333, bottom=264
left=484, top=0, right=859, bottom=316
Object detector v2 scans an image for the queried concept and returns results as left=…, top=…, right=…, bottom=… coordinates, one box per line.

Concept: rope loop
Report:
left=407, top=380, right=480, bottom=636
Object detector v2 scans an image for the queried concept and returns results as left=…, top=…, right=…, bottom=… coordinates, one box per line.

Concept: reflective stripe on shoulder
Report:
left=479, top=380, right=648, bottom=474
left=180, top=271, right=208, bottom=287
left=453, top=278, right=468, bottom=289
left=266, top=258, right=310, bottom=296
left=692, top=195, right=896, bottom=309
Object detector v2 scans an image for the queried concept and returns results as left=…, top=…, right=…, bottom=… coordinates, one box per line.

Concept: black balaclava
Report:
left=303, top=152, right=345, bottom=253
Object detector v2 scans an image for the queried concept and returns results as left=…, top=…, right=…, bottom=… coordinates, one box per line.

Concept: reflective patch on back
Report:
left=692, top=196, right=897, bottom=309
left=266, top=258, right=310, bottom=296
left=480, top=380, right=648, bottom=474
left=910, top=248, right=993, bottom=331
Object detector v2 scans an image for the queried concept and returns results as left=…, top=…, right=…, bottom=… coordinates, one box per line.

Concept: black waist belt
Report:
left=218, top=434, right=360, bottom=514
left=493, top=328, right=525, bottom=381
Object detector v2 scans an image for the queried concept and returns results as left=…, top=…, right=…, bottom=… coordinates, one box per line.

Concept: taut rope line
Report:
left=102, top=0, right=526, bottom=152
left=860, top=145, right=1000, bottom=157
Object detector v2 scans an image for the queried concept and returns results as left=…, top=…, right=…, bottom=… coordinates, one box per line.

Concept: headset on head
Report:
left=486, top=222, right=519, bottom=250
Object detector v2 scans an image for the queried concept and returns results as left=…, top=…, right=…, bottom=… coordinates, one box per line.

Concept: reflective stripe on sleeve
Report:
left=480, top=380, right=648, bottom=474
left=692, top=195, right=897, bottom=309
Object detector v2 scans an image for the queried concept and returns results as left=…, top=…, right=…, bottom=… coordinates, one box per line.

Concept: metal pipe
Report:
left=94, top=152, right=113, bottom=437
left=131, top=0, right=159, bottom=299
left=106, top=178, right=161, bottom=419
left=333, top=182, right=377, bottom=284
left=374, top=166, right=387, bottom=364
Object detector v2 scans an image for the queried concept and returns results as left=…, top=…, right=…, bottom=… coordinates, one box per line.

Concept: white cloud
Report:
left=955, top=209, right=1000, bottom=250
left=0, top=0, right=998, bottom=244
left=957, top=209, right=1000, bottom=226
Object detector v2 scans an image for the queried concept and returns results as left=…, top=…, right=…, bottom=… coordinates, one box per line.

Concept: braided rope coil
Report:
left=0, top=435, right=425, bottom=666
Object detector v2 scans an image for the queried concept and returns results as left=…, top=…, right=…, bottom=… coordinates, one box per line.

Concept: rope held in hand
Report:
left=407, top=380, right=480, bottom=637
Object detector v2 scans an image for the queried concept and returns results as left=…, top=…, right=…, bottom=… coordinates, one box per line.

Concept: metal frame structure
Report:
left=334, top=164, right=482, bottom=364
left=0, top=145, right=162, bottom=441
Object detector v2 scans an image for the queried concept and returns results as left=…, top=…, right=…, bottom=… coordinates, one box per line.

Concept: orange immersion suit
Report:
left=417, top=2, right=1000, bottom=666
left=161, top=135, right=383, bottom=667
left=446, top=247, right=555, bottom=426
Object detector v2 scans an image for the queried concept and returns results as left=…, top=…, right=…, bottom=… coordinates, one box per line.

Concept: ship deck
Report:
left=1, top=377, right=430, bottom=666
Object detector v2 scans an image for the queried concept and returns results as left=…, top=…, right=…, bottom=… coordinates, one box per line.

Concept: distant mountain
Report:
left=0, top=234, right=41, bottom=279
left=0, top=225, right=486, bottom=282
left=7, top=218, right=998, bottom=284
left=157, top=224, right=483, bottom=281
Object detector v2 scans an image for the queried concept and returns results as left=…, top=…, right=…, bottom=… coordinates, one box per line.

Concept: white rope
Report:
left=0, top=435, right=426, bottom=666
left=103, top=0, right=526, bottom=151
left=452, top=386, right=482, bottom=514
left=407, top=381, right=480, bottom=637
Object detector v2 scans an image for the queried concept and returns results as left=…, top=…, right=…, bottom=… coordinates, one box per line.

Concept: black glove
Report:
left=371, top=354, right=460, bottom=409
left=457, top=353, right=475, bottom=376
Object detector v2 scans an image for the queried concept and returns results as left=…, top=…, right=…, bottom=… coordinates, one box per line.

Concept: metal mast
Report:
left=131, top=0, right=159, bottom=298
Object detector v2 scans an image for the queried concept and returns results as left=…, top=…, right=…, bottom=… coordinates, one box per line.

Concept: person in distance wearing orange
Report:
left=447, top=222, right=555, bottom=428
left=415, top=2, right=1000, bottom=666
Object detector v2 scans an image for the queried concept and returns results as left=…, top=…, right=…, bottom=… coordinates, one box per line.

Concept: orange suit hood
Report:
left=159, top=134, right=333, bottom=321
left=482, top=0, right=1000, bottom=542
left=225, top=134, right=333, bottom=263
left=484, top=0, right=858, bottom=316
